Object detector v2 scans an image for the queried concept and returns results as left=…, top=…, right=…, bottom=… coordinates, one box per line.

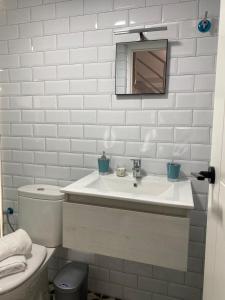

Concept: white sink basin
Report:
left=87, top=175, right=171, bottom=196
left=62, top=171, right=194, bottom=210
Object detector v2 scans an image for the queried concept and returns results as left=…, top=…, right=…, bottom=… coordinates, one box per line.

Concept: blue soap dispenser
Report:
left=98, top=151, right=110, bottom=174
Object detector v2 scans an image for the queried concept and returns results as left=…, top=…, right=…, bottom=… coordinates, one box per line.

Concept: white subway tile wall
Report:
left=0, top=0, right=219, bottom=299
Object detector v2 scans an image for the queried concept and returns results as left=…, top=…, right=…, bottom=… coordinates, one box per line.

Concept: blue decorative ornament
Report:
left=198, top=11, right=212, bottom=33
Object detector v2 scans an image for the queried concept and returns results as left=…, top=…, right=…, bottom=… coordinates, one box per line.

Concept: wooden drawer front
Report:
left=63, top=202, right=190, bottom=271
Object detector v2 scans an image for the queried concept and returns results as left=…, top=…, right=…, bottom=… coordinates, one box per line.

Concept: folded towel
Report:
left=0, top=229, right=32, bottom=262
left=0, top=255, right=27, bottom=278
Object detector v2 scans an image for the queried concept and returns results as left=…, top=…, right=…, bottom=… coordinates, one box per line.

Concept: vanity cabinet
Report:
left=63, top=200, right=190, bottom=271
left=62, top=172, right=193, bottom=272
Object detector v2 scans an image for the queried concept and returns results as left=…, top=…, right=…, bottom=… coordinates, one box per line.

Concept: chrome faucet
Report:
left=131, top=159, right=142, bottom=179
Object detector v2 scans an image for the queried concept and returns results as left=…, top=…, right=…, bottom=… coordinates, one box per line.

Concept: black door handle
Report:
left=191, top=166, right=215, bottom=184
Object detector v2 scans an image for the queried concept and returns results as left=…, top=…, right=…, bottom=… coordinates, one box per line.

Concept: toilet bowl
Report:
left=0, top=184, right=64, bottom=300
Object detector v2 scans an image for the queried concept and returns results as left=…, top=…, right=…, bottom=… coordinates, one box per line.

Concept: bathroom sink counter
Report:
left=62, top=171, right=194, bottom=271
left=62, top=171, right=194, bottom=215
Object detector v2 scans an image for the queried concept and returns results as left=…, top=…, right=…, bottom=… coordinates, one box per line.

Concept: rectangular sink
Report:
left=62, top=171, right=194, bottom=210
left=62, top=171, right=193, bottom=270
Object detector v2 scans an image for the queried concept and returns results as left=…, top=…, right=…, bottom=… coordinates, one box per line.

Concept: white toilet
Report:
left=0, top=184, right=64, bottom=300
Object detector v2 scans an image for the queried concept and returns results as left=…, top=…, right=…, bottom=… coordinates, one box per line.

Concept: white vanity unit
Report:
left=61, top=171, right=194, bottom=271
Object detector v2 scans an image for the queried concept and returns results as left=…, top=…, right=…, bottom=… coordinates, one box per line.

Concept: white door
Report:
left=203, top=0, right=225, bottom=299
left=0, top=153, right=2, bottom=237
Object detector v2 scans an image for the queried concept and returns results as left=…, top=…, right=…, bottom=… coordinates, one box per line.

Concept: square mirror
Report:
left=115, top=39, right=168, bottom=95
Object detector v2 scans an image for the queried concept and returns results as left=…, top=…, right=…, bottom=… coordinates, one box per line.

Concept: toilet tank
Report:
left=18, top=184, right=64, bottom=248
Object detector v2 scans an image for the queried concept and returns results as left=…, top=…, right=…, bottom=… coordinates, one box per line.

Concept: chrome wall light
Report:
left=114, top=25, right=168, bottom=41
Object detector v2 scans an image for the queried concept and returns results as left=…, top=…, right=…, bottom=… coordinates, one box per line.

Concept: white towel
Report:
left=0, top=255, right=27, bottom=278
left=0, top=229, right=32, bottom=262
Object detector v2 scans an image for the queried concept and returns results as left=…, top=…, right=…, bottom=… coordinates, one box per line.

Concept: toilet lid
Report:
left=0, top=244, right=47, bottom=295
left=18, top=184, right=64, bottom=201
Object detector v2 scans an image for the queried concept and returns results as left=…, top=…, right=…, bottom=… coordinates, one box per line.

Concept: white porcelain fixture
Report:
left=62, top=171, right=194, bottom=210
left=0, top=185, right=64, bottom=300
left=62, top=172, right=193, bottom=271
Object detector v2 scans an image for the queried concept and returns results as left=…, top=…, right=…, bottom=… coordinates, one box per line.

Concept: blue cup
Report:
left=167, top=162, right=181, bottom=181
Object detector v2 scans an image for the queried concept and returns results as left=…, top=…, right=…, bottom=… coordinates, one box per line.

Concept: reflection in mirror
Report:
left=116, top=39, right=168, bottom=95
